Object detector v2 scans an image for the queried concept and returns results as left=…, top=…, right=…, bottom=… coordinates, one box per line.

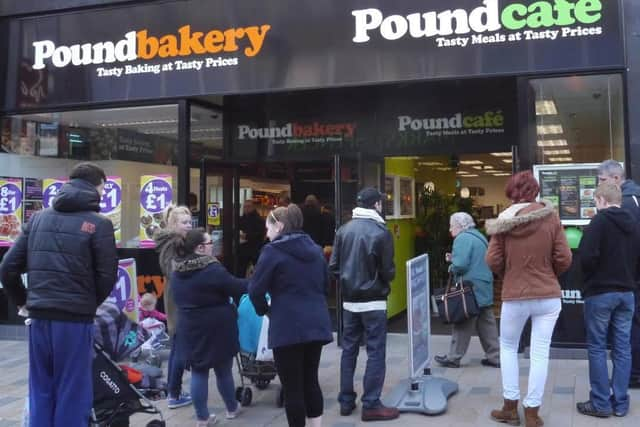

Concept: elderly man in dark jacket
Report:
left=329, top=187, right=398, bottom=422
left=0, top=162, right=118, bottom=427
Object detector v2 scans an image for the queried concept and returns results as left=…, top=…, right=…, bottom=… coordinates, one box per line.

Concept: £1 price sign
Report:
left=100, top=177, right=122, bottom=245
left=109, top=258, right=139, bottom=323
left=139, top=175, right=173, bottom=248
left=42, top=178, right=67, bottom=209
left=0, top=177, right=24, bottom=247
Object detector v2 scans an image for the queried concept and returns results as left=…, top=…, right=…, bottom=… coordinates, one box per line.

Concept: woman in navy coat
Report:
left=171, top=228, right=248, bottom=427
left=249, top=204, right=333, bottom=427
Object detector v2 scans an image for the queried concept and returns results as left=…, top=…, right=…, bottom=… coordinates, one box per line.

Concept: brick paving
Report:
left=0, top=333, right=637, bottom=426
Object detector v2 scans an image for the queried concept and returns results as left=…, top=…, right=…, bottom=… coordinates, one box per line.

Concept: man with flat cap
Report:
left=329, top=187, right=398, bottom=422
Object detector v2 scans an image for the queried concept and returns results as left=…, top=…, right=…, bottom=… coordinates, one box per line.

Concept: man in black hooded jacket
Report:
left=0, top=162, right=118, bottom=427
left=597, top=160, right=640, bottom=388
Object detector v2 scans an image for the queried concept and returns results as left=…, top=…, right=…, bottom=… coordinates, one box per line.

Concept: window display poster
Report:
left=23, top=178, right=43, bottom=223
left=207, top=203, right=220, bottom=227
left=107, top=258, right=139, bottom=323
left=42, top=178, right=67, bottom=208
left=0, top=177, right=24, bottom=247
left=100, top=176, right=122, bottom=245
left=139, top=175, right=172, bottom=248
left=534, top=164, right=599, bottom=225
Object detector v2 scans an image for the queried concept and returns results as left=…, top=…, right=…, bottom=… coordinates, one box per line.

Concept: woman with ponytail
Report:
left=171, top=228, right=248, bottom=427
left=249, top=204, right=333, bottom=427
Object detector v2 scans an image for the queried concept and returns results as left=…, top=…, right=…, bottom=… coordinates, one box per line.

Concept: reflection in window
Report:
left=0, top=105, right=180, bottom=248
left=531, top=74, right=625, bottom=165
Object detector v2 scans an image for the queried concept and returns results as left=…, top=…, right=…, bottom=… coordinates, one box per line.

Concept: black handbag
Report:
left=434, top=274, right=480, bottom=325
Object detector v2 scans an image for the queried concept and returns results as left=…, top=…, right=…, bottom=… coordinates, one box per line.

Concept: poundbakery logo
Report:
left=353, top=0, right=604, bottom=48
left=32, top=24, right=271, bottom=76
left=238, top=122, right=357, bottom=145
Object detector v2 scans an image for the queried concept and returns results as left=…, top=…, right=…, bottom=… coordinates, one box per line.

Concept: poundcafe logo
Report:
left=32, top=24, right=271, bottom=71
left=353, top=0, right=604, bottom=47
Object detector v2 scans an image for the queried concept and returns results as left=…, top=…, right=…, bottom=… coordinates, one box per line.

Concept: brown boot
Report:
left=361, top=405, right=400, bottom=422
left=524, top=406, right=543, bottom=427
left=490, top=399, right=520, bottom=425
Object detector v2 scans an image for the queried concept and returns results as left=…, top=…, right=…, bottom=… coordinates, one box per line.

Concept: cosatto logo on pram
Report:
left=31, top=24, right=271, bottom=70
left=100, top=370, right=121, bottom=394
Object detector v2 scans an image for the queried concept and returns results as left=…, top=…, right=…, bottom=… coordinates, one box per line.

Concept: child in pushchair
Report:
left=236, top=294, right=284, bottom=407
left=91, top=302, right=166, bottom=427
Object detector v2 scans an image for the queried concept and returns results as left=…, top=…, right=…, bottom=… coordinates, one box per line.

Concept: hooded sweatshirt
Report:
left=578, top=206, right=640, bottom=297
left=621, top=180, right=640, bottom=222
left=248, top=232, right=333, bottom=349
left=485, top=200, right=572, bottom=301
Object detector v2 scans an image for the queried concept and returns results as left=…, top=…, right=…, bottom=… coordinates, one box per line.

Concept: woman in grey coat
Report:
left=434, top=212, right=500, bottom=368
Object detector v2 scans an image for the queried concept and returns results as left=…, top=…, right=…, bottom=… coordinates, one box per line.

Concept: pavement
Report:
left=0, top=333, right=637, bottom=427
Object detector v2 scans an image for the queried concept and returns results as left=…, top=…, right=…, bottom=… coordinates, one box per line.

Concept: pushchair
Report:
left=236, top=294, right=284, bottom=408
left=91, top=302, right=166, bottom=427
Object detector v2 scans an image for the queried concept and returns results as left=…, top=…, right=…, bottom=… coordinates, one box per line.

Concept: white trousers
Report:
left=499, top=298, right=561, bottom=408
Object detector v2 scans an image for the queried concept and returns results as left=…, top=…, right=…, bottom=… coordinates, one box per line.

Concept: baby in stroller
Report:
left=92, top=302, right=167, bottom=427
left=236, top=294, right=283, bottom=407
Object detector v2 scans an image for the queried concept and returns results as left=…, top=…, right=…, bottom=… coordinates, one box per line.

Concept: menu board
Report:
left=533, top=163, right=601, bottom=226
left=100, top=176, right=122, bottom=246
left=139, top=175, right=173, bottom=248
left=23, top=178, right=43, bottom=223
left=0, top=177, right=24, bottom=247
left=406, top=254, right=430, bottom=379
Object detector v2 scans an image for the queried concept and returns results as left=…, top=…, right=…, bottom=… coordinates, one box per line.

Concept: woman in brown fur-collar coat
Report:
left=485, top=171, right=572, bottom=427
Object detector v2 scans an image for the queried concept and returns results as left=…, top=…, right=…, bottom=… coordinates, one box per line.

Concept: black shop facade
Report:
left=0, top=0, right=637, bottom=348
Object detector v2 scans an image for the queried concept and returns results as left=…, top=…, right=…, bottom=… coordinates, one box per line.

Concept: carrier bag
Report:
left=434, top=274, right=480, bottom=325
left=255, top=316, right=274, bottom=362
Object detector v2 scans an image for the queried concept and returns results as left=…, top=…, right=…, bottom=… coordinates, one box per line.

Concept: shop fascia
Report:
left=31, top=24, right=271, bottom=70
left=352, top=0, right=603, bottom=43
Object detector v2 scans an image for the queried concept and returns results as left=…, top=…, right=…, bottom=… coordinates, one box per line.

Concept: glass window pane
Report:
left=530, top=75, right=625, bottom=165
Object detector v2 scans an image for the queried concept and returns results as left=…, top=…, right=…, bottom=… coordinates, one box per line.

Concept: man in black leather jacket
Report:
left=329, top=187, right=398, bottom=422
left=0, top=162, right=117, bottom=427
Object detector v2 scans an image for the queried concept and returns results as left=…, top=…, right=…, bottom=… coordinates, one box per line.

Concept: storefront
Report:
left=0, top=0, right=637, bottom=345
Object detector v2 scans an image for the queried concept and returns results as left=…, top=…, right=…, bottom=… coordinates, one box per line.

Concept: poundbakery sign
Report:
left=6, top=0, right=623, bottom=108
left=352, top=0, right=604, bottom=47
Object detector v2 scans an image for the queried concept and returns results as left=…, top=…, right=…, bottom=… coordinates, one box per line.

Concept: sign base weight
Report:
left=385, top=375, right=458, bottom=415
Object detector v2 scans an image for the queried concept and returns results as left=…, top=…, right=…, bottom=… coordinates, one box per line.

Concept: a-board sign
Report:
left=406, top=254, right=430, bottom=380
left=533, top=163, right=609, bottom=226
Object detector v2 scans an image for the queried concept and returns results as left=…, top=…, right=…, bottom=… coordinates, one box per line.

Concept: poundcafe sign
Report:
left=5, top=0, right=623, bottom=108
left=353, top=0, right=605, bottom=46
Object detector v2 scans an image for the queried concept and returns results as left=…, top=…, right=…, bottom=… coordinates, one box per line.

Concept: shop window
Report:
left=0, top=104, right=183, bottom=248
left=385, top=175, right=415, bottom=219
left=530, top=74, right=625, bottom=166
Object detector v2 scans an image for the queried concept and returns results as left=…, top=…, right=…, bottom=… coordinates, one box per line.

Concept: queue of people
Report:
left=4, top=159, right=640, bottom=426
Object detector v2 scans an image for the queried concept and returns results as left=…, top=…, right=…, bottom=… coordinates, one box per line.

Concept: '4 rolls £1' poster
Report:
left=139, top=175, right=173, bottom=248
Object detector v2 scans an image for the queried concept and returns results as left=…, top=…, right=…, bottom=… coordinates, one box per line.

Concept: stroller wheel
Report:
left=254, top=379, right=270, bottom=390
left=146, top=421, right=165, bottom=427
left=235, top=386, right=243, bottom=402
left=276, top=386, right=285, bottom=408
left=240, top=387, right=253, bottom=406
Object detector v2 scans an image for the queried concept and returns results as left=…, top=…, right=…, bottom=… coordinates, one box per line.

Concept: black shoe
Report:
left=481, top=358, right=500, bottom=368
left=340, top=403, right=356, bottom=416
left=434, top=355, right=460, bottom=368
left=576, top=400, right=611, bottom=418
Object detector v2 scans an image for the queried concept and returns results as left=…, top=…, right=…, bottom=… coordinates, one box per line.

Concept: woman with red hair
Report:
left=485, top=171, right=572, bottom=427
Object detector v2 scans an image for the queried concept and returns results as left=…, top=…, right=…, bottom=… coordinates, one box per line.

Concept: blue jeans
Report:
left=191, top=358, right=238, bottom=421
left=585, top=292, right=634, bottom=414
left=630, top=291, right=640, bottom=380
left=167, top=334, right=185, bottom=398
left=29, top=319, right=94, bottom=427
left=338, top=309, right=387, bottom=410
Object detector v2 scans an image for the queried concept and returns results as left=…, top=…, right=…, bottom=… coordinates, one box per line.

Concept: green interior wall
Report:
left=384, top=158, right=415, bottom=318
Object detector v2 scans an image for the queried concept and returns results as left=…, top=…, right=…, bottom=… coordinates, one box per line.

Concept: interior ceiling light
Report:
left=537, top=124, right=564, bottom=135
left=472, top=166, right=483, bottom=170
left=436, top=167, right=453, bottom=171
left=418, top=161, right=443, bottom=166
left=460, top=160, right=483, bottom=165
left=492, top=173, right=512, bottom=176
left=549, top=157, right=573, bottom=162
left=543, top=149, right=571, bottom=155
left=99, top=118, right=178, bottom=127
left=502, top=159, right=513, bottom=164
left=457, top=171, right=470, bottom=175
left=490, top=152, right=512, bottom=157
left=462, top=174, right=479, bottom=177
left=535, top=100, right=558, bottom=116
left=537, top=139, right=568, bottom=147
